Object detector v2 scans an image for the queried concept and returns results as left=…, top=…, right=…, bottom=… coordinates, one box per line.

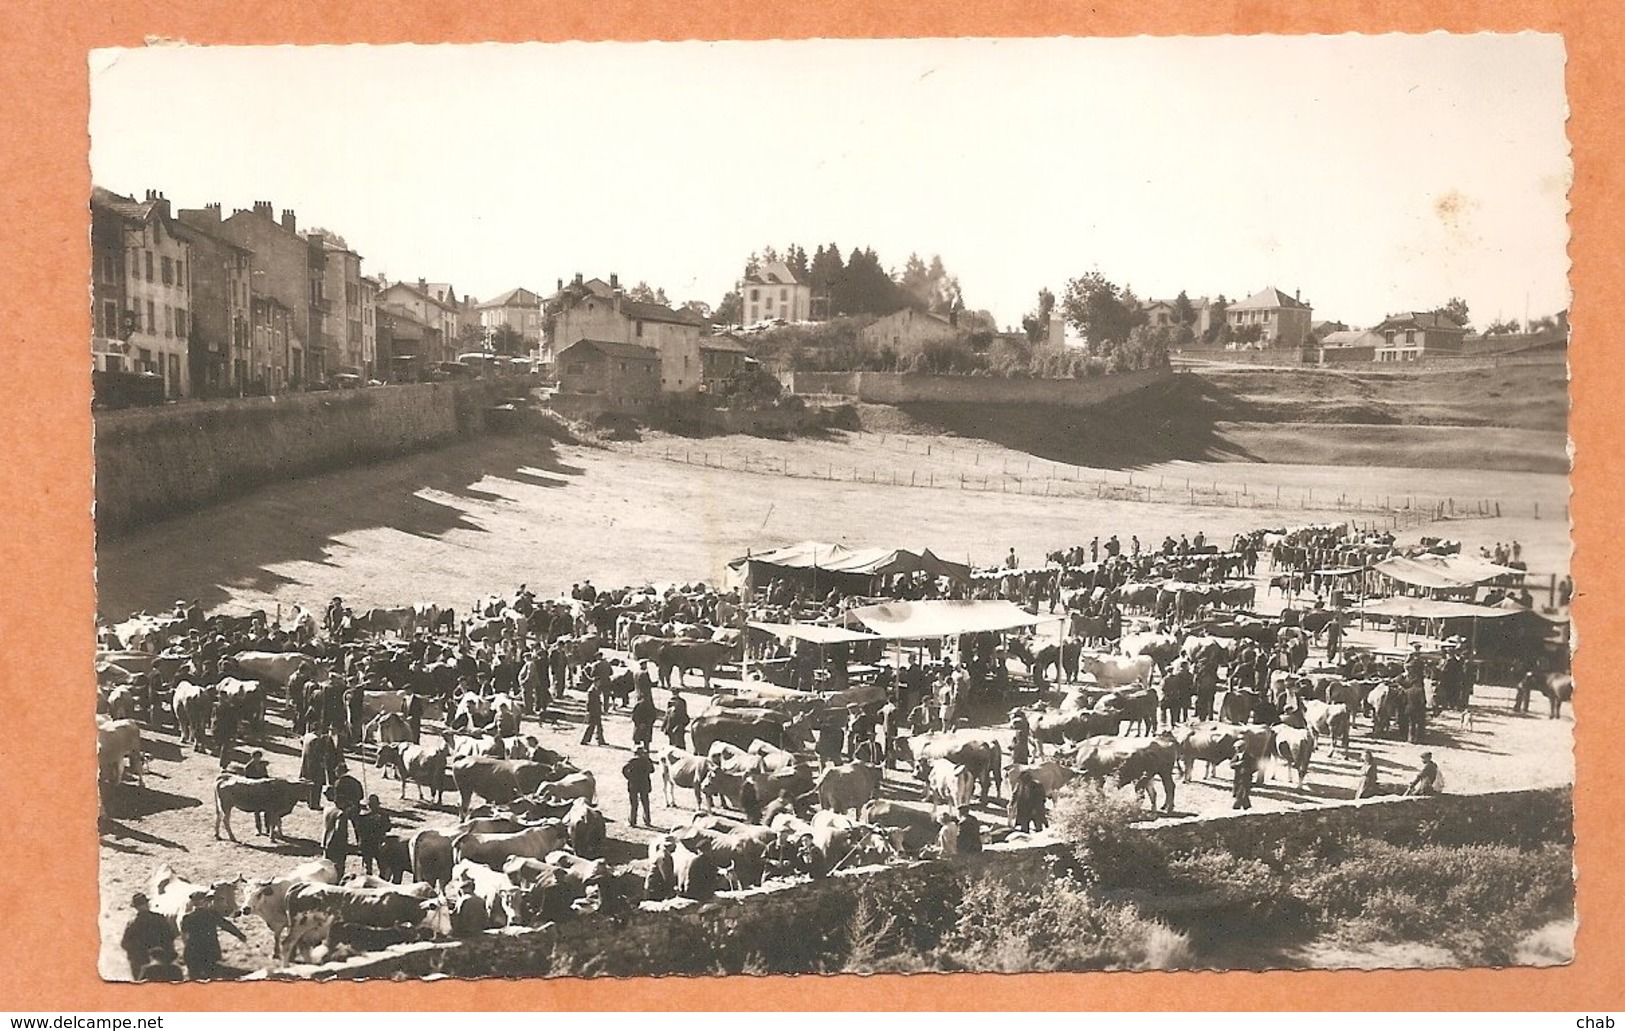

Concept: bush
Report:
left=938, top=875, right=1192, bottom=972
left=1285, top=839, right=1573, bottom=965
left=1049, top=786, right=1164, bottom=888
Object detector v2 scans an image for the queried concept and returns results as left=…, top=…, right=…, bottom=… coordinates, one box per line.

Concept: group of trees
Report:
left=716, top=243, right=983, bottom=328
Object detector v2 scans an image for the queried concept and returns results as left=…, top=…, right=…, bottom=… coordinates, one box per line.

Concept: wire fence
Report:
left=598, top=437, right=1561, bottom=531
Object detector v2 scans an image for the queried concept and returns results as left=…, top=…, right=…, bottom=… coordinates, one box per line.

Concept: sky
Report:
left=89, top=35, right=1570, bottom=330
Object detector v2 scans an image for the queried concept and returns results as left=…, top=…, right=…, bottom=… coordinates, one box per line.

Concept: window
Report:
left=145, top=300, right=156, bottom=334
left=130, top=250, right=140, bottom=278
left=619, top=362, right=628, bottom=372
left=1404, top=330, right=1416, bottom=344
left=145, top=251, right=154, bottom=282
left=1384, top=331, right=1396, bottom=344
left=169, top=354, right=181, bottom=393
left=164, top=305, right=173, bottom=337
left=101, top=301, right=116, bottom=337
left=178, top=259, right=185, bottom=287
left=100, top=253, right=116, bottom=282
left=780, top=288, right=787, bottom=301
left=162, top=256, right=173, bottom=285
left=176, top=308, right=188, bottom=339
left=636, top=320, right=644, bottom=337
left=750, top=289, right=759, bottom=301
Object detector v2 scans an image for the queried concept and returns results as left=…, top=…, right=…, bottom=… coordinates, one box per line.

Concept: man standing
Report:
left=120, top=893, right=173, bottom=981
left=352, top=795, right=392, bottom=877
left=622, top=744, right=655, bottom=828
left=179, top=895, right=246, bottom=981
left=321, top=797, right=355, bottom=880
left=579, top=679, right=607, bottom=746
left=519, top=649, right=543, bottom=715
left=630, top=683, right=658, bottom=751
left=1323, top=616, right=1344, bottom=663
left=663, top=691, right=690, bottom=750
left=1514, top=666, right=1541, bottom=715
left=1231, top=739, right=1257, bottom=810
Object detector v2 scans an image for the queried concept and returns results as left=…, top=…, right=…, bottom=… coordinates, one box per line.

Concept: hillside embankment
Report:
left=856, top=359, right=1569, bottom=473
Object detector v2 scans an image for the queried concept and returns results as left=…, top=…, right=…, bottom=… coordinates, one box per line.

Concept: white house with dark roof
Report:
left=739, top=261, right=812, bottom=325
left=1226, top=286, right=1314, bottom=349
left=478, top=287, right=544, bottom=345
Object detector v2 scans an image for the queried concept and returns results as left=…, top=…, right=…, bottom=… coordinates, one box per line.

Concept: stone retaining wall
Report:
left=270, top=785, right=1570, bottom=981
left=94, top=380, right=520, bottom=533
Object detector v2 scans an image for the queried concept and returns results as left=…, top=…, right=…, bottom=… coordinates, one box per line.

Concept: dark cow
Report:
left=214, top=775, right=313, bottom=842
left=1096, top=688, right=1158, bottom=736
left=1066, top=734, right=1179, bottom=813
left=449, top=757, right=550, bottom=819
left=1169, top=721, right=1270, bottom=782
left=658, top=640, right=734, bottom=691
left=857, top=799, right=939, bottom=857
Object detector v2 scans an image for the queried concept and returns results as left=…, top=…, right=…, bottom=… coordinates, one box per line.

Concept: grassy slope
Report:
left=860, top=360, right=1569, bottom=473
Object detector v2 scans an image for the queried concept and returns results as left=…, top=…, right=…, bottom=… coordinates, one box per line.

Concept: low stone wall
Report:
left=781, top=368, right=1169, bottom=407
left=276, top=785, right=1570, bottom=981
left=94, top=380, right=518, bottom=533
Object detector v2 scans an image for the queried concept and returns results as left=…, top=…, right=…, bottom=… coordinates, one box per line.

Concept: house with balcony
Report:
left=1226, top=286, right=1314, bottom=349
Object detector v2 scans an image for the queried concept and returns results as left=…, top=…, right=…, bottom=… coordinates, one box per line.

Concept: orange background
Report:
left=0, top=0, right=1616, bottom=1011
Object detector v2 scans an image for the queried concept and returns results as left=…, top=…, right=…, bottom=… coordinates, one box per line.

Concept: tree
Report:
left=785, top=244, right=810, bottom=282
left=1173, top=291, right=1196, bottom=327
left=1060, top=271, right=1139, bottom=352
left=1022, top=288, right=1057, bottom=344
left=488, top=324, right=527, bottom=356
left=808, top=244, right=844, bottom=319
left=714, top=291, right=743, bottom=327
left=1484, top=317, right=1522, bottom=335
left=626, top=282, right=670, bottom=306
left=1205, top=294, right=1231, bottom=345
left=1438, top=297, right=1471, bottom=328
left=680, top=300, right=713, bottom=320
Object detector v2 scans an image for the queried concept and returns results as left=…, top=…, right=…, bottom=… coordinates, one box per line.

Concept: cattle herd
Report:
left=96, top=521, right=1571, bottom=981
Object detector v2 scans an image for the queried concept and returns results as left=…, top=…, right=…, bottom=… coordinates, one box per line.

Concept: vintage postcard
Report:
left=86, top=35, right=1574, bottom=984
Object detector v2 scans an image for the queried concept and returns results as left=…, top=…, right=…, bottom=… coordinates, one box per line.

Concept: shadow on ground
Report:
left=892, top=376, right=1262, bottom=470
left=95, top=435, right=581, bottom=618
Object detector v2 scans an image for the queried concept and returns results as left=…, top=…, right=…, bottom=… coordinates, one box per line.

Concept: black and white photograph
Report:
left=89, top=35, right=1574, bottom=982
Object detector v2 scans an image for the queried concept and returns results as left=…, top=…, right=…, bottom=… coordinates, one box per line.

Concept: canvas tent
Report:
left=746, top=621, right=883, bottom=645
left=1370, top=554, right=1524, bottom=593
left=850, top=599, right=1049, bottom=639
left=726, top=541, right=971, bottom=592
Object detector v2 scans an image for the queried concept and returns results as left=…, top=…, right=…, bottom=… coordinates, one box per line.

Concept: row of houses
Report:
left=1319, top=312, right=1569, bottom=363
left=90, top=187, right=546, bottom=398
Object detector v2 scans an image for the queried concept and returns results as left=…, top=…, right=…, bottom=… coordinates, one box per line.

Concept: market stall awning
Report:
left=728, top=541, right=971, bottom=583
left=850, top=599, right=1048, bottom=639
left=747, top=621, right=883, bottom=645
left=1370, top=554, right=1523, bottom=590
left=1359, top=597, right=1523, bottom=620
left=1311, top=567, right=1367, bottom=578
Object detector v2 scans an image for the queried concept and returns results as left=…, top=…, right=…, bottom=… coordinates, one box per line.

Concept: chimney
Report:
left=281, top=209, right=297, bottom=234
left=151, top=193, right=171, bottom=221
left=574, top=273, right=583, bottom=287
left=418, top=278, right=427, bottom=293
left=610, top=273, right=619, bottom=290
left=253, top=201, right=273, bottom=218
